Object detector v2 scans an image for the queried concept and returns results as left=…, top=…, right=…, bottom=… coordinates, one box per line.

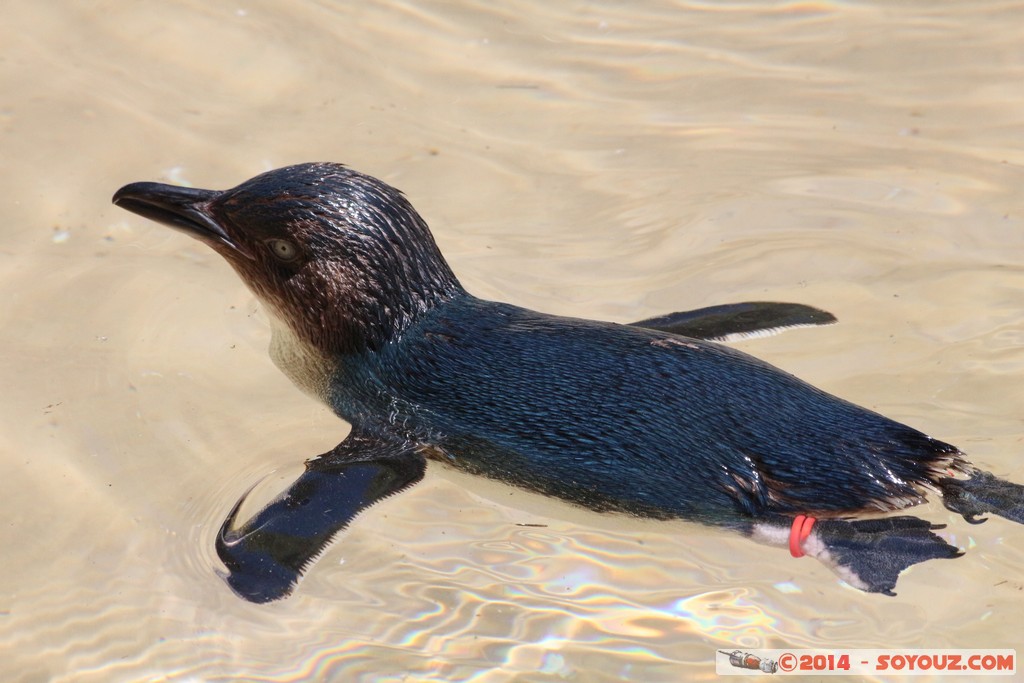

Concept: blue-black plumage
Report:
left=371, top=297, right=957, bottom=521
left=113, top=162, right=1023, bottom=602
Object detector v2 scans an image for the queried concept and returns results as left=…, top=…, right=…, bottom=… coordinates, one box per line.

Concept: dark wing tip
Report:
left=629, top=302, right=837, bottom=341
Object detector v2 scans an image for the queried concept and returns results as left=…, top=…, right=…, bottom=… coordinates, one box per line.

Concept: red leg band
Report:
left=789, top=514, right=816, bottom=558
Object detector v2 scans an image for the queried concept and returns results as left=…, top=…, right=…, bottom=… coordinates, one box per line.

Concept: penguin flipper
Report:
left=215, top=432, right=425, bottom=603
left=628, top=302, right=837, bottom=341
left=940, top=470, right=1024, bottom=524
left=802, top=516, right=962, bottom=595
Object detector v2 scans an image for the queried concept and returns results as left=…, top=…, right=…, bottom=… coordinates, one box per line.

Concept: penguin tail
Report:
left=939, top=469, right=1024, bottom=525
left=755, top=514, right=962, bottom=595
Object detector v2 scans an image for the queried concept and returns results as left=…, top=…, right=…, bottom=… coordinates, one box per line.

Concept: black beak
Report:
left=112, top=181, right=237, bottom=250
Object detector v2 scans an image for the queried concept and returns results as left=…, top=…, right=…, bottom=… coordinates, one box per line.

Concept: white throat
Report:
left=267, top=315, right=335, bottom=402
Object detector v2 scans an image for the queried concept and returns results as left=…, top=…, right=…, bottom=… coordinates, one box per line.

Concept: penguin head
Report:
left=113, top=163, right=464, bottom=354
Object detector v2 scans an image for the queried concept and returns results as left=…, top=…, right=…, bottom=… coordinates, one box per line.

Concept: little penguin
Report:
left=113, top=162, right=1024, bottom=603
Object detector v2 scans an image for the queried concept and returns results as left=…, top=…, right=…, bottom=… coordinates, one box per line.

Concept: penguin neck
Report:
left=248, top=246, right=466, bottom=369
left=330, top=262, right=465, bottom=355
left=263, top=287, right=470, bottom=420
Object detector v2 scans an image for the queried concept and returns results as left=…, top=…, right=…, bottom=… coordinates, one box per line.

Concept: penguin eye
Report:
left=266, top=239, right=300, bottom=263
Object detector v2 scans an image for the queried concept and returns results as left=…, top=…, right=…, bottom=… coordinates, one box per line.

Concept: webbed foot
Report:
left=940, top=470, right=1024, bottom=525
left=809, top=516, right=962, bottom=595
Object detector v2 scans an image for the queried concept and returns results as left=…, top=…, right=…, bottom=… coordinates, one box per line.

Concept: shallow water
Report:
left=2, top=1, right=1023, bottom=681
